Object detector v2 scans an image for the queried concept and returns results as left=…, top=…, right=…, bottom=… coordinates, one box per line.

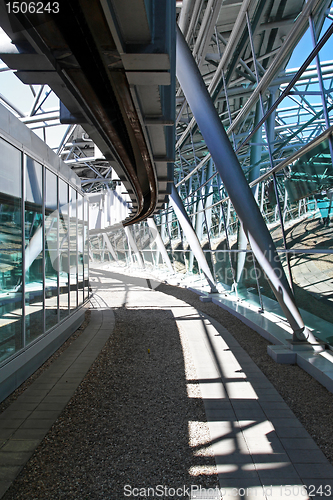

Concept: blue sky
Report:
left=287, top=16, right=333, bottom=69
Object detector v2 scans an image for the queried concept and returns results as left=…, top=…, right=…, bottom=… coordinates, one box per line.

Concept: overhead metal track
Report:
left=0, top=0, right=176, bottom=225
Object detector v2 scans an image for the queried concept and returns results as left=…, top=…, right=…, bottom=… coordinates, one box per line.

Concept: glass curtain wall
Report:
left=69, top=187, right=77, bottom=310
left=24, top=156, right=44, bottom=345
left=0, top=137, right=88, bottom=364
left=59, top=179, right=69, bottom=320
left=0, top=139, right=23, bottom=361
left=45, top=168, right=59, bottom=331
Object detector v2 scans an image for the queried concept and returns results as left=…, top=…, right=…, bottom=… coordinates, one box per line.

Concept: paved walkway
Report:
left=0, top=308, right=115, bottom=498
left=0, top=264, right=332, bottom=499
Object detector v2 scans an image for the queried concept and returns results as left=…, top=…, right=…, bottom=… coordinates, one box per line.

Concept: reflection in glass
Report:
left=84, top=198, right=89, bottom=299
left=0, top=139, right=23, bottom=362
left=0, top=136, right=88, bottom=363
left=69, top=187, right=77, bottom=310
left=78, top=194, right=84, bottom=306
left=290, top=251, right=333, bottom=345
left=45, top=169, right=58, bottom=331
left=282, top=141, right=333, bottom=251
left=25, top=156, right=44, bottom=345
left=59, top=179, right=69, bottom=319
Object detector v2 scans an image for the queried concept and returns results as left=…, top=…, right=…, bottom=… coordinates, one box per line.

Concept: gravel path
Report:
left=1, top=271, right=333, bottom=499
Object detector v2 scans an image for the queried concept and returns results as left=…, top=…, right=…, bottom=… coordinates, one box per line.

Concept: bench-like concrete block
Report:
left=199, top=295, right=212, bottom=302
left=267, top=345, right=297, bottom=364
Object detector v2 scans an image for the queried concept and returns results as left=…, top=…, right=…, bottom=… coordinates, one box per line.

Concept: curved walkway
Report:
left=0, top=264, right=332, bottom=499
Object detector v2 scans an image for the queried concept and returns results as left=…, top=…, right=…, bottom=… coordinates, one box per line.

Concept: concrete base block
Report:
left=287, top=340, right=325, bottom=352
left=321, top=371, right=333, bottom=393
left=187, top=286, right=204, bottom=296
left=267, top=345, right=297, bottom=364
left=199, top=295, right=212, bottom=302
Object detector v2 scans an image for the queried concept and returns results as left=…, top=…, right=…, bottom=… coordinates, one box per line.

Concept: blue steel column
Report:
left=236, top=102, right=262, bottom=285
left=176, top=25, right=317, bottom=344
left=170, top=183, right=217, bottom=293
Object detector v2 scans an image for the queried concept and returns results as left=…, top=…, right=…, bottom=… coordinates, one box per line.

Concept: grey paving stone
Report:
left=28, top=410, right=61, bottom=420
left=232, top=409, right=267, bottom=420
left=230, top=401, right=263, bottom=410
left=1, top=440, right=40, bottom=452
left=41, top=395, right=71, bottom=404
left=5, top=402, right=38, bottom=412
left=202, top=399, right=232, bottom=410
left=216, top=465, right=259, bottom=479
left=274, top=426, right=311, bottom=439
left=257, top=393, right=285, bottom=402
left=58, top=376, right=84, bottom=384
left=249, top=380, right=274, bottom=389
left=286, top=449, right=329, bottom=464
left=280, top=438, right=320, bottom=451
left=0, top=480, right=12, bottom=498
left=254, top=388, right=280, bottom=396
left=0, top=466, right=22, bottom=481
left=294, top=463, right=333, bottom=479
left=205, top=409, right=236, bottom=421
left=0, top=430, right=14, bottom=441
left=214, top=453, right=255, bottom=464
left=251, top=452, right=291, bottom=464
left=256, top=463, right=300, bottom=479
left=269, top=417, right=303, bottom=428
left=244, top=437, right=285, bottom=454
left=22, top=389, right=49, bottom=398
left=35, top=402, right=66, bottom=411
left=263, top=409, right=296, bottom=419
left=0, top=451, right=34, bottom=466
left=237, top=420, right=275, bottom=437
left=46, top=389, right=76, bottom=397
left=51, top=383, right=78, bottom=391
left=258, top=401, right=291, bottom=410
left=19, top=418, right=55, bottom=430
left=10, top=429, right=47, bottom=440
left=0, top=419, right=25, bottom=429
left=0, top=410, right=31, bottom=420
left=28, top=382, right=56, bottom=390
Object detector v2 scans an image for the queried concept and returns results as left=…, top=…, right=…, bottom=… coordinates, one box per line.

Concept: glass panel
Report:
left=0, top=139, right=23, bottom=362
left=282, top=141, right=333, bottom=250
left=69, top=187, right=77, bottom=310
left=59, top=179, right=69, bottom=319
left=24, top=156, right=44, bottom=345
left=45, top=169, right=58, bottom=331
left=212, top=200, right=237, bottom=290
left=83, top=198, right=89, bottom=300
left=290, top=251, right=333, bottom=346
left=90, top=235, right=101, bottom=262
left=77, top=194, right=84, bottom=306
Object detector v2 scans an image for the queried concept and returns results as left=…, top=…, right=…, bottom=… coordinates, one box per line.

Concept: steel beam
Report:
left=124, top=226, right=145, bottom=269
left=170, top=183, right=217, bottom=292
left=103, top=233, right=117, bottom=261
left=176, top=26, right=319, bottom=344
left=147, top=218, right=174, bottom=274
